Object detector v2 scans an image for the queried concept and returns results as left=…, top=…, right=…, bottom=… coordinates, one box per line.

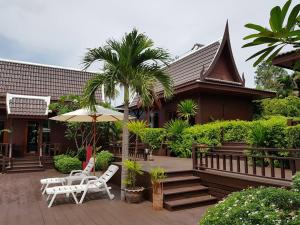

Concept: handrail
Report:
left=192, top=144, right=300, bottom=181
left=108, top=143, right=146, bottom=160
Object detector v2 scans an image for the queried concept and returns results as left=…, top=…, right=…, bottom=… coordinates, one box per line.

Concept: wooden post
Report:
left=38, top=122, right=43, bottom=166
left=192, top=143, right=196, bottom=169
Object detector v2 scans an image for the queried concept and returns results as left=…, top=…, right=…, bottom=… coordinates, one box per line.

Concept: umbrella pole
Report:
left=93, top=116, right=96, bottom=176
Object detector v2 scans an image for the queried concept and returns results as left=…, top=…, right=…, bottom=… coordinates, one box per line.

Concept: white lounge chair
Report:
left=40, top=157, right=95, bottom=194
left=45, top=164, right=119, bottom=208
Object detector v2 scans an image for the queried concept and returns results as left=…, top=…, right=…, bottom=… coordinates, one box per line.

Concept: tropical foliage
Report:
left=164, top=119, right=190, bottom=157
left=255, top=96, right=300, bottom=117
left=95, top=150, right=114, bottom=171
left=123, top=160, right=143, bottom=189
left=254, top=61, right=289, bottom=91
left=53, top=155, right=82, bottom=174
left=292, top=172, right=300, bottom=192
left=82, top=29, right=173, bottom=199
left=199, top=187, right=300, bottom=225
left=243, top=0, right=300, bottom=67
left=177, top=99, right=198, bottom=123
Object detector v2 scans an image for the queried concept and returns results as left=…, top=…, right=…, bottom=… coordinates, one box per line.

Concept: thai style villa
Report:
left=0, top=60, right=100, bottom=164
left=129, top=24, right=275, bottom=127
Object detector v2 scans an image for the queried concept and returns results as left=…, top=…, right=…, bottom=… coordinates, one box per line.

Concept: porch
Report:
left=0, top=170, right=208, bottom=225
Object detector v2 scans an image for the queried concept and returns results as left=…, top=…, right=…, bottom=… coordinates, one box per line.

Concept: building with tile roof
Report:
left=0, top=59, right=100, bottom=157
left=129, top=23, right=275, bottom=127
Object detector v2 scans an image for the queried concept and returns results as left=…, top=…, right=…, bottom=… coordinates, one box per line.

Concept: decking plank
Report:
left=0, top=169, right=207, bottom=225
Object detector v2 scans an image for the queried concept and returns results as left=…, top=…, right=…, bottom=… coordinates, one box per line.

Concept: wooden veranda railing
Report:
left=107, top=143, right=147, bottom=160
left=192, top=144, right=300, bottom=181
left=39, top=143, right=61, bottom=166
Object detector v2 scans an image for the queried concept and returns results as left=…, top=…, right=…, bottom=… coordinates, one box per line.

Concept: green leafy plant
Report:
left=256, top=96, right=300, bottom=117
left=164, top=119, right=190, bottom=157
left=243, top=0, right=300, bottom=67
left=292, top=172, right=300, bottom=192
left=177, top=99, right=198, bottom=123
left=286, top=125, right=300, bottom=148
left=128, top=120, right=148, bottom=158
left=150, top=167, right=167, bottom=184
left=199, top=187, right=300, bottom=225
left=123, top=160, right=143, bottom=189
left=54, top=154, right=82, bottom=174
left=95, top=150, right=114, bottom=171
left=141, top=128, right=165, bottom=151
left=77, top=146, right=86, bottom=162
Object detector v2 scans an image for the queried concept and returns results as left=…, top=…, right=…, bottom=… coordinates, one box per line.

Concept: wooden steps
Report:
left=162, top=171, right=218, bottom=211
left=6, top=156, right=45, bottom=173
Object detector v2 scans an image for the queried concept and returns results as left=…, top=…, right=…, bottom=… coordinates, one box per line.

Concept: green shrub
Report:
left=292, top=172, right=300, bottom=192
left=257, top=96, right=300, bottom=117
left=178, top=123, right=222, bottom=158
left=199, top=187, right=300, bottom=225
left=286, top=125, right=300, bottom=148
left=123, top=160, right=143, bottom=189
left=141, top=128, right=165, bottom=151
left=247, top=116, right=287, bottom=148
left=54, top=155, right=82, bottom=174
left=164, top=120, right=190, bottom=157
left=217, top=120, right=251, bottom=142
left=95, top=150, right=114, bottom=171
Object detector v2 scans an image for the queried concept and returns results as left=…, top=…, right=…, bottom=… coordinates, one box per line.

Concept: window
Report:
left=150, top=111, right=159, bottom=128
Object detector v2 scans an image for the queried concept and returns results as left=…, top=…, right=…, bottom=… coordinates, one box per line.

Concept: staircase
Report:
left=163, top=171, right=218, bottom=211
left=6, top=156, right=45, bottom=173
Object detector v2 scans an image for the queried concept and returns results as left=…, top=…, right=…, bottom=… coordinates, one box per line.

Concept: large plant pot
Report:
left=125, top=187, right=144, bottom=203
left=152, top=183, right=163, bottom=210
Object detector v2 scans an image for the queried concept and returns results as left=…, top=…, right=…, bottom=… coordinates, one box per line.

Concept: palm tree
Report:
left=177, top=99, right=198, bottom=123
left=82, top=29, right=173, bottom=200
left=243, top=0, right=300, bottom=67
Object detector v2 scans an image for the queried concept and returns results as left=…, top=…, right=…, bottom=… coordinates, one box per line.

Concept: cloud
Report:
left=0, top=0, right=291, bottom=104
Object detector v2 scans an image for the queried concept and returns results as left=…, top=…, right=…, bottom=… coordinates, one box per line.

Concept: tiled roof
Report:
left=155, top=40, right=221, bottom=92
left=9, top=97, right=48, bottom=116
left=0, top=59, right=101, bottom=101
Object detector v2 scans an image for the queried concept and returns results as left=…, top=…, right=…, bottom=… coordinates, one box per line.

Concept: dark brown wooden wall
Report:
left=158, top=91, right=253, bottom=127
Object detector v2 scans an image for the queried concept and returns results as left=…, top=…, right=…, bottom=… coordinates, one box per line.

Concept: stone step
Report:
left=164, top=195, right=218, bottom=211
left=7, top=167, right=45, bottom=173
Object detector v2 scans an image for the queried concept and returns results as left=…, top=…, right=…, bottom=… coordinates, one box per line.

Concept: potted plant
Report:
left=123, top=159, right=144, bottom=203
left=150, top=167, right=167, bottom=210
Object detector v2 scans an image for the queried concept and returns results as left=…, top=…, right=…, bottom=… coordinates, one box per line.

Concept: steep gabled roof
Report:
left=0, top=59, right=102, bottom=101
left=154, top=39, right=221, bottom=92
left=154, top=22, right=244, bottom=94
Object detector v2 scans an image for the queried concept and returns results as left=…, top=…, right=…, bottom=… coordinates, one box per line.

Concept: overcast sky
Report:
left=0, top=0, right=293, bottom=104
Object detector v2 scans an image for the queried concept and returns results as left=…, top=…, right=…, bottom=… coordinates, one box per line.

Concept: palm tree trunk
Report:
left=121, top=84, right=130, bottom=201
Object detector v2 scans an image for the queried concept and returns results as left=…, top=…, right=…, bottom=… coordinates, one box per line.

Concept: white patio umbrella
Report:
left=50, top=105, right=134, bottom=174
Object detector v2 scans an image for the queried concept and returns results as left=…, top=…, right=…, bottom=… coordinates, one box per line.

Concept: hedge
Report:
left=286, top=125, right=300, bottom=148
left=95, top=150, right=114, bottom=171
left=54, top=154, right=82, bottom=173
left=258, top=96, right=300, bottom=117
left=141, top=128, right=165, bottom=151
left=199, top=187, right=300, bottom=225
left=137, top=116, right=300, bottom=158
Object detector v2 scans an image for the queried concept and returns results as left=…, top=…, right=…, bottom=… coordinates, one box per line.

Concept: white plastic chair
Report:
left=45, top=164, right=119, bottom=208
left=40, top=157, right=95, bottom=194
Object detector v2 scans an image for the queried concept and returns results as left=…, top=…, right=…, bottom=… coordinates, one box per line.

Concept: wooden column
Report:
left=38, top=122, right=43, bottom=156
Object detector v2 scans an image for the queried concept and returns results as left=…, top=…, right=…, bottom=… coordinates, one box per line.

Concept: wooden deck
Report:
left=0, top=170, right=209, bottom=225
